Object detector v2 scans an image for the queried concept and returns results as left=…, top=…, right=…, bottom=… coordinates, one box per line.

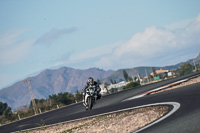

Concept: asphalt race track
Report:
left=136, top=83, right=200, bottom=133
left=0, top=72, right=200, bottom=133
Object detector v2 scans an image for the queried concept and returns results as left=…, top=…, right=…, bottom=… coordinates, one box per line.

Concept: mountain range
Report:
left=104, top=53, right=200, bottom=83
left=0, top=53, right=200, bottom=110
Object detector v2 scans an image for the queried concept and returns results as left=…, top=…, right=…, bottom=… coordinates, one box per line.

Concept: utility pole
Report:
left=193, top=59, right=197, bottom=71
left=23, top=79, right=38, bottom=115
left=138, top=73, right=142, bottom=84
left=145, top=69, right=149, bottom=83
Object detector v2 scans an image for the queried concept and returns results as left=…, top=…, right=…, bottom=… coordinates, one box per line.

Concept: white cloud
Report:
left=48, top=51, right=73, bottom=68
left=0, top=29, right=35, bottom=65
left=72, top=14, right=200, bottom=69
left=35, top=27, right=77, bottom=45
left=114, top=26, right=177, bottom=57
left=165, top=18, right=193, bottom=31
left=69, top=41, right=123, bottom=63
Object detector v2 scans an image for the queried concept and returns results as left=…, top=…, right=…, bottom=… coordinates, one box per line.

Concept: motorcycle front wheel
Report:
left=87, top=97, right=93, bottom=110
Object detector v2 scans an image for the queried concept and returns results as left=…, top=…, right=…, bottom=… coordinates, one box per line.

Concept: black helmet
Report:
left=88, top=77, right=94, bottom=85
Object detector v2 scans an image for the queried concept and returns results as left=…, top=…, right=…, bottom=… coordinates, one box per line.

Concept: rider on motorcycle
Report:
left=82, top=77, right=101, bottom=103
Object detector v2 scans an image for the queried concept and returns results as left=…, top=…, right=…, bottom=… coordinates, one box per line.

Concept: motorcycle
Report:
left=83, top=87, right=97, bottom=110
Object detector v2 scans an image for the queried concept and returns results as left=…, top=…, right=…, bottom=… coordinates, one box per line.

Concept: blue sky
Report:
left=0, top=0, right=200, bottom=90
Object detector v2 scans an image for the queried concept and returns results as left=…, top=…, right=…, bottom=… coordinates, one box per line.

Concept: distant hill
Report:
left=0, top=53, right=199, bottom=110
left=103, top=53, right=200, bottom=83
left=0, top=67, right=114, bottom=110
left=102, top=66, right=175, bottom=83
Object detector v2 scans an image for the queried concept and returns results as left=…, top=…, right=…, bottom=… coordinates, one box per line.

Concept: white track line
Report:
left=133, top=102, right=180, bottom=133
left=123, top=94, right=146, bottom=101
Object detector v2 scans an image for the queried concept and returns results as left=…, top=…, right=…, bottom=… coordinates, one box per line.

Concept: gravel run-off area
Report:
left=29, top=106, right=169, bottom=133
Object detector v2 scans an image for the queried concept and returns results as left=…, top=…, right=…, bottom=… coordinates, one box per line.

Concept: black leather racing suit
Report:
left=82, top=81, right=101, bottom=101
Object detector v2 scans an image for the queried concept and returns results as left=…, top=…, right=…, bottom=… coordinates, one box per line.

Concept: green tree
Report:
left=123, top=70, right=129, bottom=82
left=10, top=92, right=81, bottom=122
left=128, top=76, right=133, bottom=82
left=47, top=92, right=75, bottom=108
left=0, top=102, right=12, bottom=117
left=109, top=88, right=118, bottom=93
left=152, top=67, right=157, bottom=78
left=197, top=63, right=200, bottom=70
left=74, top=90, right=83, bottom=102
left=123, top=81, right=140, bottom=90
left=56, top=92, right=75, bottom=105
left=178, top=63, right=193, bottom=76
left=110, top=79, right=114, bottom=84
left=0, top=101, right=15, bottom=124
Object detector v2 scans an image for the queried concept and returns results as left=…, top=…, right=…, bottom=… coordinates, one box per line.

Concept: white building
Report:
left=100, top=81, right=130, bottom=94
left=107, top=81, right=130, bottom=90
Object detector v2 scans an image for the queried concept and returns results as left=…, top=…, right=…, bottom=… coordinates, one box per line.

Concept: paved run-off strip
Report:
left=123, top=78, right=190, bottom=102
